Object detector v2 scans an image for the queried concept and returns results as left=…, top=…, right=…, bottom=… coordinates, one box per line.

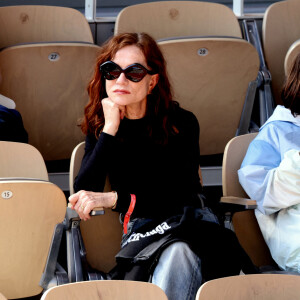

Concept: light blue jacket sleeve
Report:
left=238, top=127, right=281, bottom=214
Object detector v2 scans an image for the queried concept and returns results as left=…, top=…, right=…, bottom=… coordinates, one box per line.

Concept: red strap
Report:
left=123, top=194, right=136, bottom=234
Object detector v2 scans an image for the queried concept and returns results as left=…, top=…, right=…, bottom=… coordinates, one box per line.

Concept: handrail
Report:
left=233, top=0, right=244, bottom=16
left=85, top=0, right=96, bottom=21
left=85, top=0, right=246, bottom=20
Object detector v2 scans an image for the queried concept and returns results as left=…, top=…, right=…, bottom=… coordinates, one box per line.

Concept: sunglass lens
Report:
left=101, top=63, right=121, bottom=80
left=101, top=62, right=150, bottom=82
left=125, top=66, right=147, bottom=82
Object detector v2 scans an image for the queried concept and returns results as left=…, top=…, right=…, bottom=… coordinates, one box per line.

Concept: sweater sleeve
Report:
left=237, top=125, right=296, bottom=215
left=238, top=138, right=279, bottom=214
left=74, top=132, right=116, bottom=193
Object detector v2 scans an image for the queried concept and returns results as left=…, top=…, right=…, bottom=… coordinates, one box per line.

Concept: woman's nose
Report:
left=116, top=72, right=128, bottom=84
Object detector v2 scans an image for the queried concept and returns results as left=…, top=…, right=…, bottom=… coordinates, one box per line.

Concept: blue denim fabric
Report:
left=195, top=207, right=219, bottom=224
left=151, top=242, right=202, bottom=300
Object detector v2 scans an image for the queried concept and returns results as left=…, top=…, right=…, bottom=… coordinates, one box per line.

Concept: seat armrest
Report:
left=67, top=203, right=104, bottom=215
left=65, top=204, right=104, bottom=229
left=220, top=196, right=257, bottom=212
left=90, top=207, right=105, bottom=216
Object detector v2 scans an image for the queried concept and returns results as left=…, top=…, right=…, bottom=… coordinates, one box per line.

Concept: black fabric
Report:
left=74, top=103, right=258, bottom=283
left=74, top=104, right=203, bottom=220
left=0, top=104, right=28, bottom=143
left=109, top=207, right=259, bottom=282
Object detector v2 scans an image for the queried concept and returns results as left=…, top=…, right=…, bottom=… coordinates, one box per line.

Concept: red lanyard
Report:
left=123, top=194, right=136, bottom=234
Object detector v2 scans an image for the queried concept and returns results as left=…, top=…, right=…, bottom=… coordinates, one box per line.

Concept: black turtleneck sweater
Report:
left=74, top=105, right=202, bottom=220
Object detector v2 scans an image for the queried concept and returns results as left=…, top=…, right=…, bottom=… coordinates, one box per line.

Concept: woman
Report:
left=238, top=52, right=300, bottom=273
left=69, top=32, right=250, bottom=299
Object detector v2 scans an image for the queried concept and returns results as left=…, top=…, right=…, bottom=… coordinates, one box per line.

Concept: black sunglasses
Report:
left=100, top=61, right=156, bottom=83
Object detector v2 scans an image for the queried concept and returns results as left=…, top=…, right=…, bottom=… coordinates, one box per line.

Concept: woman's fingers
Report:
left=69, top=190, right=105, bottom=221
left=102, top=98, right=122, bottom=135
left=68, top=191, right=81, bottom=209
left=80, top=203, right=91, bottom=221
left=103, top=97, right=125, bottom=120
left=74, top=191, right=91, bottom=220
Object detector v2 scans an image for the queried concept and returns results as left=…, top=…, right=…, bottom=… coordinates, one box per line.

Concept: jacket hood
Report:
left=260, top=105, right=300, bottom=130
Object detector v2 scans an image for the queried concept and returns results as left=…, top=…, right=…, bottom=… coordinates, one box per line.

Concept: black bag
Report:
left=110, top=206, right=259, bottom=281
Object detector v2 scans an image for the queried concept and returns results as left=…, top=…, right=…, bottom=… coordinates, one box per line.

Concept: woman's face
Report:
left=105, top=45, right=158, bottom=115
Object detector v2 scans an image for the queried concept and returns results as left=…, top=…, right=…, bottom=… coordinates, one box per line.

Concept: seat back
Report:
left=0, top=43, right=100, bottom=161
left=263, top=0, right=300, bottom=104
left=222, top=133, right=275, bottom=267
left=196, top=274, right=300, bottom=300
left=0, top=180, right=66, bottom=299
left=69, top=142, right=123, bottom=273
left=69, top=141, right=85, bottom=195
left=115, top=1, right=242, bottom=39
left=0, top=141, right=48, bottom=180
left=0, top=293, right=6, bottom=300
left=0, top=5, right=93, bottom=48
left=159, top=38, right=259, bottom=155
left=41, top=280, right=168, bottom=300
left=284, top=39, right=300, bottom=76
left=222, top=133, right=258, bottom=198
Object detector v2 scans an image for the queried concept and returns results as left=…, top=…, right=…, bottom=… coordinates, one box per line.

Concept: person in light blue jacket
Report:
left=238, top=52, right=300, bottom=273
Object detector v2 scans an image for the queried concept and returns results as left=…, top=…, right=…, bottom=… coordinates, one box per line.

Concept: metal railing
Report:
left=85, top=0, right=260, bottom=21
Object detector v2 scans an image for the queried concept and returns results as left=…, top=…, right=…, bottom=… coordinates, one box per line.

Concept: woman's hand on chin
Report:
left=102, top=97, right=125, bottom=136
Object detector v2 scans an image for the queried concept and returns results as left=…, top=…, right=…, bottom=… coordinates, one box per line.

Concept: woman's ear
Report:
left=148, top=74, right=159, bottom=94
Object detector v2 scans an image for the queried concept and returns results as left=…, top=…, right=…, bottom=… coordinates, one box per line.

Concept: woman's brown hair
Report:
left=81, top=32, right=176, bottom=142
left=282, top=52, right=300, bottom=116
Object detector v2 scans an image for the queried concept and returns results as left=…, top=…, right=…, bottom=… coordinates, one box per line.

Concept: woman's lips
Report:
left=114, top=89, right=130, bottom=94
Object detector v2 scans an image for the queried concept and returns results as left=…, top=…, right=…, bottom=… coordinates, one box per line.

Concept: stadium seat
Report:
left=0, top=179, right=67, bottom=299
left=263, top=0, right=300, bottom=105
left=69, top=142, right=86, bottom=195
left=115, top=1, right=242, bottom=39
left=0, top=5, right=93, bottom=49
left=219, top=133, right=276, bottom=268
left=115, top=1, right=261, bottom=189
left=67, top=142, right=122, bottom=282
left=284, top=39, right=300, bottom=76
left=196, top=274, right=300, bottom=300
left=0, top=141, right=48, bottom=180
left=0, top=43, right=100, bottom=162
left=0, top=293, right=6, bottom=300
left=212, top=133, right=300, bottom=274
left=158, top=37, right=259, bottom=157
left=41, top=280, right=168, bottom=300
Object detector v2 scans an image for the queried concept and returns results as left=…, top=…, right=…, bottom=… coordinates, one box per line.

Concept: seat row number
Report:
left=198, top=48, right=209, bottom=56
left=1, top=191, right=13, bottom=199
left=48, top=52, right=60, bottom=62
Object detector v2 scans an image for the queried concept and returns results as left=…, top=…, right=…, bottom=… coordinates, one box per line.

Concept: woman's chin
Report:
left=110, top=95, right=130, bottom=106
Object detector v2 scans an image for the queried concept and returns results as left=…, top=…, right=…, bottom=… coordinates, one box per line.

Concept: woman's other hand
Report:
left=69, top=190, right=117, bottom=221
left=102, top=97, right=125, bottom=136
